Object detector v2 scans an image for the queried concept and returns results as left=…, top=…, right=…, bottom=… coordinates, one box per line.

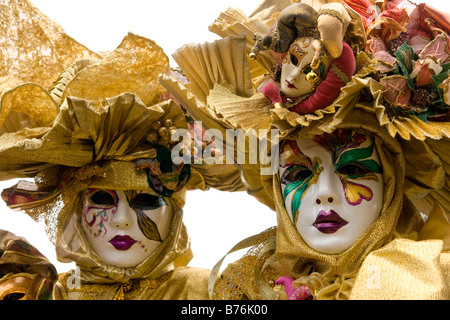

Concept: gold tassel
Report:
left=113, top=282, right=132, bottom=300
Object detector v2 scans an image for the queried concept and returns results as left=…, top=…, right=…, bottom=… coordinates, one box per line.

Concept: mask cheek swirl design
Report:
left=83, top=189, right=118, bottom=238
left=280, top=140, right=323, bottom=224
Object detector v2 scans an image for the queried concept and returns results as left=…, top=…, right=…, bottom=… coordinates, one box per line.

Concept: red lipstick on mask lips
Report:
left=313, top=210, right=348, bottom=234
left=109, top=235, right=137, bottom=250
left=286, top=80, right=297, bottom=89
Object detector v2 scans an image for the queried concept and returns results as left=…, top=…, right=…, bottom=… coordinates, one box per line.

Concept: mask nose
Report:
left=110, top=192, right=134, bottom=229
left=314, top=166, right=342, bottom=206
left=290, top=64, right=303, bottom=81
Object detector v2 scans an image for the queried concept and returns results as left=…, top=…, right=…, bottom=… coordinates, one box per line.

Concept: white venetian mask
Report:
left=279, top=129, right=384, bottom=254
left=280, top=37, right=327, bottom=98
left=81, top=189, right=173, bottom=267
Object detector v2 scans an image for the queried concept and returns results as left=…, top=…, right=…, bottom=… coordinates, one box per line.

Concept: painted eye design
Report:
left=128, top=192, right=167, bottom=242
left=89, top=190, right=116, bottom=206
left=282, top=166, right=313, bottom=184
left=129, top=193, right=166, bottom=210
left=337, top=163, right=371, bottom=177
left=290, top=53, right=299, bottom=67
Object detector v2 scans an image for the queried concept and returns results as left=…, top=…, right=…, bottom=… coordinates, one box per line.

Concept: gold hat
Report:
left=0, top=0, right=101, bottom=93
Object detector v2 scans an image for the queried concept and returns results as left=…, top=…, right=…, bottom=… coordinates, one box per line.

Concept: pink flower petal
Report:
left=419, top=34, right=450, bottom=64
left=380, top=75, right=412, bottom=109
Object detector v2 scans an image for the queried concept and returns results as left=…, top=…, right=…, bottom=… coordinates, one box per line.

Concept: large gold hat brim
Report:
left=0, top=28, right=180, bottom=180
left=59, top=33, right=169, bottom=107
left=0, top=26, right=244, bottom=194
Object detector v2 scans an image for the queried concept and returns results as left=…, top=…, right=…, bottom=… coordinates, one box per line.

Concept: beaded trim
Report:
left=331, top=63, right=351, bottom=84
left=317, top=8, right=344, bottom=25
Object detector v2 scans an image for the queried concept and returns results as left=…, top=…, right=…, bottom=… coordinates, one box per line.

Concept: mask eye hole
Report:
left=337, top=163, right=370, bottom=177
left=89, top=190, right=116, bottom=206
left=129, top=193, right=165, bottom=209
left=302, top=64, right=312, bottom=74
left=282, top=166, right=312, bottom=184
left=290, top=53, right=299, bottom=67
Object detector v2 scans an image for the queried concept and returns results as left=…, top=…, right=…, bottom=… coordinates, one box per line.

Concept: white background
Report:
left=1, top=0, right=449, bottom=273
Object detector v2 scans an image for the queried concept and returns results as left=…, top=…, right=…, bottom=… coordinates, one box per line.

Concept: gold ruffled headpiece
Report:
left=160, top=0, right=450, bottom=299
left=0, top=31, right=184, bottom=235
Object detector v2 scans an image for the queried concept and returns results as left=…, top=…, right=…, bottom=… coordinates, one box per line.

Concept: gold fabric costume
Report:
left=160, top=0, right=450, bottom=300
left=0, top=0, right=244, bottom=300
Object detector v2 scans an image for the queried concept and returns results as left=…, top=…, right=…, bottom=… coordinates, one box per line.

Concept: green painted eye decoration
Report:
left=281, top=158, right=323, bottom=224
